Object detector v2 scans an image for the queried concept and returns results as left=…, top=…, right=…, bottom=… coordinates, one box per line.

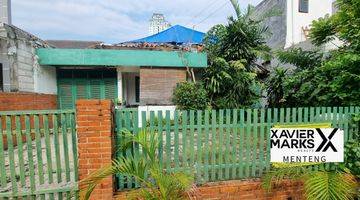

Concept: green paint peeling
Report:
left=36, top=48, right=207, bottom=68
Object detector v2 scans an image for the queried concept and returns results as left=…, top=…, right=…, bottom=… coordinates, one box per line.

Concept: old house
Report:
left=0, top=0, right=207, bottom=111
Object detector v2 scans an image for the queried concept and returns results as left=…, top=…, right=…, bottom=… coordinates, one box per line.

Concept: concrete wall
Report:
left=252, top=0, right=334, bottom=49
left=0, top=24, right=56, bottom=94
left=251, top=0, right=287, bottom=50
left=140, top=67, right=186, bottom=106
left=34, top=66, right=57, bottom=94
left=285, top=0, right=333, bottom=48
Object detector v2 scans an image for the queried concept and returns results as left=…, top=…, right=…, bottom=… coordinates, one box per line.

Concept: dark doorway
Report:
left=0, top=63, right=3, bottom=91
left=135, top=76, right=140, bottom=103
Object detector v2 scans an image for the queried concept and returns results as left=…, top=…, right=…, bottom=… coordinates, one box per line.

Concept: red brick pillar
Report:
left=76, top=99, right=114, bottom=200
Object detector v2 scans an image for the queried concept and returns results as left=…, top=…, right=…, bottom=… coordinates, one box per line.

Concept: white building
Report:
left=149, top=13, right=171, bottom=35
left=251, top=0, right=335, bottom=50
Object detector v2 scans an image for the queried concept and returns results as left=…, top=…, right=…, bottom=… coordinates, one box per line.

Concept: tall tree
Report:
left=202, top=1, right=271, bottom=108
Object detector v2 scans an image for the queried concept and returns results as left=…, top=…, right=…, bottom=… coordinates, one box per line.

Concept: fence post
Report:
left=76, top=99, right=114, bottom=200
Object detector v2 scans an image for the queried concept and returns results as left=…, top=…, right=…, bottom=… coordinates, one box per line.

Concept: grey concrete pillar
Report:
left=1, top=60, right=10, bottom=91
left=0, top=0, right=11, bottom=25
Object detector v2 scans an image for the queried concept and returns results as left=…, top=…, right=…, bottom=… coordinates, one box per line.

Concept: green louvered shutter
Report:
left=57, top=69, right=117, bottom=109
left=58, top=79, right=75, bottom=109
left=104, top=78, right=117, bottom=99
left=76, top=79, right=89, bottom=99
left=90, top=80, right=102, bottom=99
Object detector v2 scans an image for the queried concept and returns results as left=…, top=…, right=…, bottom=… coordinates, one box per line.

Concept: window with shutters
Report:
left=299, top=0, right=309, bottom=13
left=57, top=69, right=117, bottom=109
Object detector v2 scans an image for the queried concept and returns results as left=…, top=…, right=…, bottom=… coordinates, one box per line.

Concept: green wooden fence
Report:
left=115, top=106, right=360, bottom=190
left=0, top=110, right=78, bottom=199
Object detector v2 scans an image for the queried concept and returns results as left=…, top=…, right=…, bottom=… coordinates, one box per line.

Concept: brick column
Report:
left=76, top=99, right=114, bottom=200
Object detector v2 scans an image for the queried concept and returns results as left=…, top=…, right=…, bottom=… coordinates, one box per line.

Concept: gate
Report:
left=0, top=109, right=78, bottom=199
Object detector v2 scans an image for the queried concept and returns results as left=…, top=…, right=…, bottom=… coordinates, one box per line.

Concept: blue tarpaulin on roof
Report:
left=128, top=25, right=205, bottom=44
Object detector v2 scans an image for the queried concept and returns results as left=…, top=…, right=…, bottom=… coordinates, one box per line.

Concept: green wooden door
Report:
left=57, top=69, right=117, bottom=109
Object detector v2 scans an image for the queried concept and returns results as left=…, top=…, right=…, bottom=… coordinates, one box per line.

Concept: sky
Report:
left=12, top=0, right=263, bottom=44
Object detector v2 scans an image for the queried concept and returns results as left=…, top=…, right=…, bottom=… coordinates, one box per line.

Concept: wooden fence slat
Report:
left=349, top=106, right=355, bottom=140
left=61, top=114, right=71, bottom=182
left=355, top=107, right=360, bottom=138
left=181, top=111, right=188, bottom=170
left=116, top=111, right=124, bottom=189
left=218, top=110, right=224, bottom=180
left=70, top=113, right=78, bottom=182
left=157, top=111, right=164, bottom=170
left=298, top=107, right=303, bottom=123
left=245, top=109, right=251, bottom=178
left=34, top=115, right=45, bottom=185
left=210, top=110, right=216, bottom=181
left=252, top=109, right=259, bottom=177
left=43, top=114, right=54, bottom=184
left=15, top=116, right=26, bottom=186
left=196, top=110, right=202, bottom=182
left=292, top=107, right=297, bottom=123
left=5, top=116, right=18, bottom=194
left=133, top=111, right=140, bottom=188
left=259, top=109, right=265, bottom=176
left=304, top=107, right=309, bottom=123
left=53, top=114, right=62, bottom=184
left=309, top=107, right=314, bottom=122
left=338, top=107, right=344, bottom=130
left=225, top=109, right=231, bottom=180
left=189, top=110, right=195, bottom=171
left=174, top=111, right=180, bottom=171
left=165, top=111, right=171, bottom=173
left=0, top=116, right=6, bottom=188
left=25, top=115, right=36, bottom=194
left=238, top=109, right=245, bottom=178
left=273, top=108, right=278, bottom=124
left=344, top=107, right=349, bottom=141
left=325, top=107, right=332, bottom=170
left=286, top=108, right=291, bottom=124
left=321, top=107, right=326, bottom=121
left=279, top=108, right=284, bottom=124
left=204, top=110, right=210, bottom=182
left=124, top=111, right=133, bottom=188
left=265, top=108, right=272, bottom=171
left=231, top=109, right=237, bottom=179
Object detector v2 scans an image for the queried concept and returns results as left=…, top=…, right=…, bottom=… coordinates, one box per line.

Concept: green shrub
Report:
left=172, top=82, right=209, bottom=110
left=344, top=140, right=360, bottom=178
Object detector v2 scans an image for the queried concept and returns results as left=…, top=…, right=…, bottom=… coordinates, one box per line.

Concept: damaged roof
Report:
left=46, top=40, right=103, bottom=49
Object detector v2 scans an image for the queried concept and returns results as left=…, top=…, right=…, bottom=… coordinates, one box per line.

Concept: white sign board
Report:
left=270, top=128, right=344, bottom=163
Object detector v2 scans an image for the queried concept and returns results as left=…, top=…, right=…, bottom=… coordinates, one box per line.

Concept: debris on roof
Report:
left=46, top=40, right=103, bottom=49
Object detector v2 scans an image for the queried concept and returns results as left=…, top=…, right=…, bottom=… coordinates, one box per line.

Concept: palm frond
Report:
left=112, top=156, right=149, bottom=183
left=262, top=166, right=311, bottom=192
left=304, top=171, right=357, bottom=200
left=119, top=129, right=159, bottom=163
left=229, top=0, right=241, bottom=19
left=79, top=164, right=114, bottom=200
left=80, top=128, right=194, bottom=200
